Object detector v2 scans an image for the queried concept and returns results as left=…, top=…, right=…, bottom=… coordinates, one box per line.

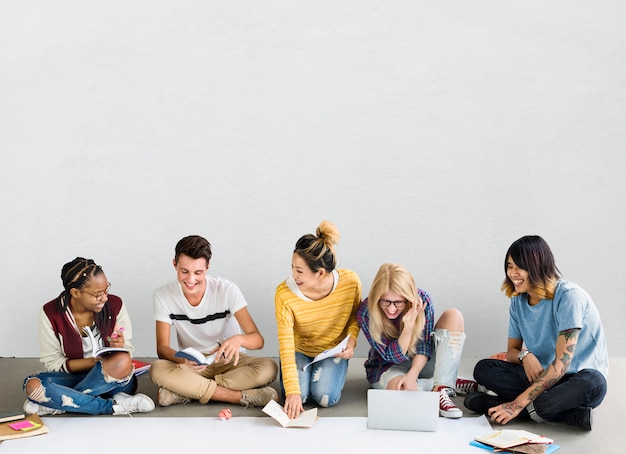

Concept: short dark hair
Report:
left=174, top=235, right=212, bottom=264
left=502, top=235, right=561, bottom=299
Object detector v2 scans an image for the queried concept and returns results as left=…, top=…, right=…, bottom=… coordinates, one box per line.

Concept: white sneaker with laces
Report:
left=112, top=392, right=155, bottom=415
left=438, top=388, right=463, bottom=419
left=23, top=399, right=65, bottom=416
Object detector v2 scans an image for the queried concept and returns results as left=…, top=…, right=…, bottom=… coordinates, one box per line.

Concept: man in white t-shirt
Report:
left=149, top=235, right=278, bottom=408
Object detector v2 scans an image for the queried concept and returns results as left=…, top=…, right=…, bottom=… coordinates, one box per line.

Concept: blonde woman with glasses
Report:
left=357, top=263, right=476, bottom=418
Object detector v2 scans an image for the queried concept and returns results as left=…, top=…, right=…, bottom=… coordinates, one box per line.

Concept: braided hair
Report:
left=57, top=257, right=114, bottom=336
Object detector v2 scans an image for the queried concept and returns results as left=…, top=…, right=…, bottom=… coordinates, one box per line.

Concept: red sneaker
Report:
left=439, top=388, right=463, bottom=418
left=455, top=377, right=479, bottom=396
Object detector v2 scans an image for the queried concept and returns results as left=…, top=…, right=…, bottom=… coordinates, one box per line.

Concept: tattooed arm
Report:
left=488, top=328, right=580, bottom=425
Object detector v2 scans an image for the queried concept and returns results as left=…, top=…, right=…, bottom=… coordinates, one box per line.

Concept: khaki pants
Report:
left=150, top=354, right=278, bottom=403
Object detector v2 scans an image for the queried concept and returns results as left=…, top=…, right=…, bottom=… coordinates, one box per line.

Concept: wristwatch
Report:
left=518, top=349, right=530, bottom=363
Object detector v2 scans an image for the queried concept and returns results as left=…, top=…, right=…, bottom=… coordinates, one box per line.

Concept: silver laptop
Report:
left=367, top=389, right=439, bottom=432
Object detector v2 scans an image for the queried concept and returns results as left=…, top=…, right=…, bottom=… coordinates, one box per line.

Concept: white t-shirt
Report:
left=153, top=275, right=247, bottom=354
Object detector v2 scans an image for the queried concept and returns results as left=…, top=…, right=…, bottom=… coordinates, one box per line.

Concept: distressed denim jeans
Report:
left=372, top=329, right=466, bottom=390
left=23, top=361, right=136, bottom=415
left=280, top=352, right=349, bottom=407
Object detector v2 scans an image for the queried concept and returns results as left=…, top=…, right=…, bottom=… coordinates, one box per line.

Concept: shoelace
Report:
left=439, top=390, right=458, bottom=410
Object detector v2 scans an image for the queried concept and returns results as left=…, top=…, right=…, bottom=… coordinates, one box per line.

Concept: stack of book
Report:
left=471, top=429, right=560, bottom=453
left=0, top=410, right=49, bottom=441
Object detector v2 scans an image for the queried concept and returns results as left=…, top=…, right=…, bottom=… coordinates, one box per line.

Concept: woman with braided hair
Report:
left=275, top=220, right=362, bottom=419
left=22, top=257, right=155, bottom=416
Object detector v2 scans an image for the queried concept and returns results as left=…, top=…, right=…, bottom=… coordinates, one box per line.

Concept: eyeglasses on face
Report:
left=82, top=282, right=111, bottom=300
left=378, top=298, right=407, bottom=309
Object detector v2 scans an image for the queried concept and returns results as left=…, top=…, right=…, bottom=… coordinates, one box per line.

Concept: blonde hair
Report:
left=367, top=263, right=425, bottom=356
left=293, top=220, right=340, bottom=273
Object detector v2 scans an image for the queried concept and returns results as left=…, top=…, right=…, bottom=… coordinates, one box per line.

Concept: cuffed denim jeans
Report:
left=279, top=352, right=349, bottom=407
left=23, top=361, right=136, bottom=415
left=473, top=359, right=607, bottom=422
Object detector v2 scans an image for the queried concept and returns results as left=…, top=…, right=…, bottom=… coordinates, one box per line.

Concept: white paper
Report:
left=261, top=399, right=318, bottom=428
left=303, top=334, right=351, bottom=370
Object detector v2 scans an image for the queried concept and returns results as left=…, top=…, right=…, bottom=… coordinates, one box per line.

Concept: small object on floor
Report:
left=219, top=408, right=232, bottom=420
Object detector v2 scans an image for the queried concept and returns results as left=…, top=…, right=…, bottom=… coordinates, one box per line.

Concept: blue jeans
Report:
left=279, top=352, right=349, bottom=407
left=473, top=359, right=607, bottom=421
left=23, top=361, right=137, bottom=415
left=372, top=329, right=465, bottom=390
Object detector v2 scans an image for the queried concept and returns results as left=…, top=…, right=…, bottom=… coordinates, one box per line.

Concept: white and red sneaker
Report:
left=454, top=377, right=480, bottom=396
left=438, top=388, right=463, bottom=418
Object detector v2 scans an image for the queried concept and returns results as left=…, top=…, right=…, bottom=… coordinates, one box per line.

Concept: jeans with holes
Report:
left=279, top=352, right=349, bottom=407
left=473, top=359, right=607, bottom=421
left=23, top=360, right=137, bottom=415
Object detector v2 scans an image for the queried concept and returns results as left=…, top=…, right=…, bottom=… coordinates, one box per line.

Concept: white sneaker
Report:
left=112, top=392, right=155, bottom=415
left=23, top=399, right=65, bottom=416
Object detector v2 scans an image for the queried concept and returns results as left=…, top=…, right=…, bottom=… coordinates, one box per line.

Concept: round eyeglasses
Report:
left=82, top=282, right=111, bottom=300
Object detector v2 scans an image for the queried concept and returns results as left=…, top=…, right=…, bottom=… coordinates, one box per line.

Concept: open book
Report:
left=262, top=399, right=318, bottom=428
left=302, top=334, right=351, bottom=371
left=83, top=326, right=130, bottom=358
left=94, top=346, right=130, bottom=356
left=475, top=429, right=553, bottom=449
left=175, top=347, right=217, bottom=366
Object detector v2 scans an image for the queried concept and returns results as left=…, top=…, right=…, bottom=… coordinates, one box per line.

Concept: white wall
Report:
left=1, top=1, right=624, bottom=360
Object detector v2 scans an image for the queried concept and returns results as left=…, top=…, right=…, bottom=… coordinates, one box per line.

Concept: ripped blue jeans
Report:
left=280, top=352, right=349, bottom=407
left=23, top=361, right=136, bottom=415
left=372, top=329, right=466, bottom=390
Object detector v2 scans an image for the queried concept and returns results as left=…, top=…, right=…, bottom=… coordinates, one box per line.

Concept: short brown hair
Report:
left=174, top=235, right=212, bottom=264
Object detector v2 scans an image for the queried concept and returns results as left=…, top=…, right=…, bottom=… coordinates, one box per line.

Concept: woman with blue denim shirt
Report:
left=22, top=257, right=154, bottom=416
left=357, top=263, right=475, bottom=419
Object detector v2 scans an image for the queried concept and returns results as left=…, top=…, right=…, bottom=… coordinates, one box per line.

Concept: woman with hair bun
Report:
left=22, top=257, right=154, bottom=416
left=275, top=221, right=362, bottom=419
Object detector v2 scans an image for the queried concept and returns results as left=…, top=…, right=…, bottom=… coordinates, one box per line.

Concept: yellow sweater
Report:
left=275, top=268, right=362, bottom=397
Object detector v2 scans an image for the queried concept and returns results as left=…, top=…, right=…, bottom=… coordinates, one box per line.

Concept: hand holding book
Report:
left=174, top=347, right=217, bottom=366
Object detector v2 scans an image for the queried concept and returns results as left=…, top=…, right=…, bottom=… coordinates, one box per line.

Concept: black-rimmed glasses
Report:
left=378, top=298, right=407, bottom=309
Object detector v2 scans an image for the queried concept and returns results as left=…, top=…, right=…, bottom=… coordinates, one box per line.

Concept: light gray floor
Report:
left=2, top=357, right=622, bottom=452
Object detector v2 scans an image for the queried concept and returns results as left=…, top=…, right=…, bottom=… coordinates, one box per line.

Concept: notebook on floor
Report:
left=367, top=389, right=439, bottom=432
